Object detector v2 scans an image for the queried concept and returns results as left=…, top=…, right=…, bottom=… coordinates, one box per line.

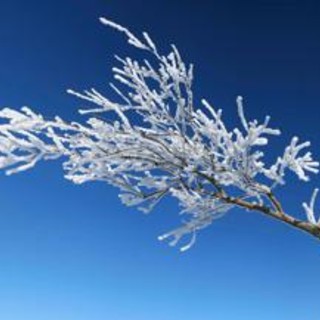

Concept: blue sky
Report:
left=0, top=1, right=320, bottom=319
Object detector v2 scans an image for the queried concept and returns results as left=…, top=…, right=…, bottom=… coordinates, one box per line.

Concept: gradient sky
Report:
left=0, top=1, right=320, bottom=319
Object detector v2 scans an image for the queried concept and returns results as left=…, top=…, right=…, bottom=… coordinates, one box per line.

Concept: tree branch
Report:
left=219, top=193, right=320, bottom=240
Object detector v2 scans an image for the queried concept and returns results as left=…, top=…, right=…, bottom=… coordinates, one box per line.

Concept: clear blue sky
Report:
left=0, top=1, right=320, bottom=319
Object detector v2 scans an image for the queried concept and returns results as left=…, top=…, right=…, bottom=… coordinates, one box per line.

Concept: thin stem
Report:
left=219, top=193, right=320, bottom=240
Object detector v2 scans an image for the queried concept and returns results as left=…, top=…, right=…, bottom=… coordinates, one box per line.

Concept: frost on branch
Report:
left=264, top=137, right=319, bottom=185
left=0, top=107, right=71, bottom=175
left=303, top=189, right=320, bottom=225
left=0, top=18, right=319, bottom=250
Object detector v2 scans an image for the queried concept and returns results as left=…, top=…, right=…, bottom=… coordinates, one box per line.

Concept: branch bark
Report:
left=220, top=193, right=320, bottom=240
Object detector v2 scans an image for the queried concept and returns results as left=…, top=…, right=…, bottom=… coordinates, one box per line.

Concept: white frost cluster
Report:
left=303, top=189, right=320, bottom=225
left=0, top=18, right=319, bottom=250
left=264, top=137, right=319, bottom=185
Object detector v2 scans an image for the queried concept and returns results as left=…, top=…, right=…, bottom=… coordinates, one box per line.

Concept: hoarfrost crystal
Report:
left=0, top=18, right=319, bottom=250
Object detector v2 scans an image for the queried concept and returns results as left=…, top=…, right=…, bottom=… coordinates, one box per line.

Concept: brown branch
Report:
left=218, top=193, right=320, bottom=240
left=196, top=170, right=320, bottom=241
left=265, top=191, right=283, bottom=213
